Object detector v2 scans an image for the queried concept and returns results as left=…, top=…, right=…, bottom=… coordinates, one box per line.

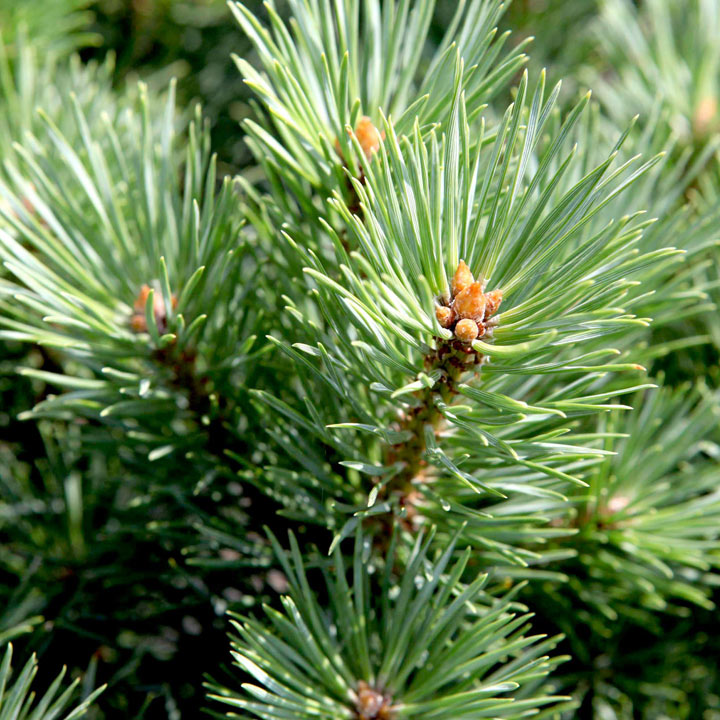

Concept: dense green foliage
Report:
left=1, top=0, right=719, bottom=719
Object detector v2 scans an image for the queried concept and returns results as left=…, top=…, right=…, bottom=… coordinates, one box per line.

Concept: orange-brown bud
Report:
left=694, top=96, right=717, bottom=137
left=356, top=681, right=392, bottom=720
left=435, top=305, right=455, bottom=328
left=130, top=314, right=148, bottom=333
left=483, top=288, right=503, bottom=319
left=357, top=682, right=384, bottom=719
left=354, top=116, right=384, bottom=159
left=606, top=495, right=630, bottom=515
left=133, top=284, right=150, bottom=311
left=455, top=318, right=479, bottom=343
left=453, top=282, right=486, bottom=322
left=452, top=260, right=474, bottom=297
left=131, top=284, right=177, bottom=334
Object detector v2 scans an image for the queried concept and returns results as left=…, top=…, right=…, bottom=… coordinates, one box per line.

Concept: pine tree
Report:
left=1, top=1, right=719, bottom=718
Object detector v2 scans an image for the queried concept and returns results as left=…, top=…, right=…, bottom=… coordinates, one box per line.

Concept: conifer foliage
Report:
left=0, top=0, right=719, bottom=719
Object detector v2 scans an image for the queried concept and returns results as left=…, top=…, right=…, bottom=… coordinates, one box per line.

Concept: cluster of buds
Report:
left=355, top=681, right=393, bottom=720
left=336, top=116, right=385, bottom=161
left=130, top=284, right=177, bottom=334
left=435, top=260, right=502, bottom=343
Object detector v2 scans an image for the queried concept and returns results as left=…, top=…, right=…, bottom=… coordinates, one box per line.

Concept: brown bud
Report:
left=131, top=284, right=177, bottom=334
left=694, top=96, right=717, bottom=137
left=354, top=116, right=384, bottom=159
left=452, top=260, right=474, bottom=297
left=356, top=681, right=391, bottom=720
left=483, top=288, right=503, bottom=319
left=455, top=318, right=479, bottom=343
left=130, top=314, right=148, bottom=333
left=435, top=305, right=455, bottom=328
left=606, top=495, right=630, bottom=515
left=133, top=284, right=150, bottom=311
left=453, top=282, right=486, bottom=322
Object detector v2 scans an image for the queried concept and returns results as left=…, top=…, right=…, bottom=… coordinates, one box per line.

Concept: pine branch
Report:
left=1, top=1, right=719, bottom=717
left=249, top=74, right=675, bottom=553
left=522, top=384, right=720, bottom=616
left=0, top=77, right=263, bottom=469
left=208, top=527, right=571, bottom=719
left=230, top=0, right=528, bottom=234
left=0, top=643, right=104, bottom=720
left=542, top=101, right=720, bottom=374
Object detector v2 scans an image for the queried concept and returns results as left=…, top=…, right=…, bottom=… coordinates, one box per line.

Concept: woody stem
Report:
left=385, top=339, right=482, bottom=499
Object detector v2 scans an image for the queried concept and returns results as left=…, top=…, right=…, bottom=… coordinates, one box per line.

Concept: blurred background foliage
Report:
left=80, top=0, right=266, bottom=173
